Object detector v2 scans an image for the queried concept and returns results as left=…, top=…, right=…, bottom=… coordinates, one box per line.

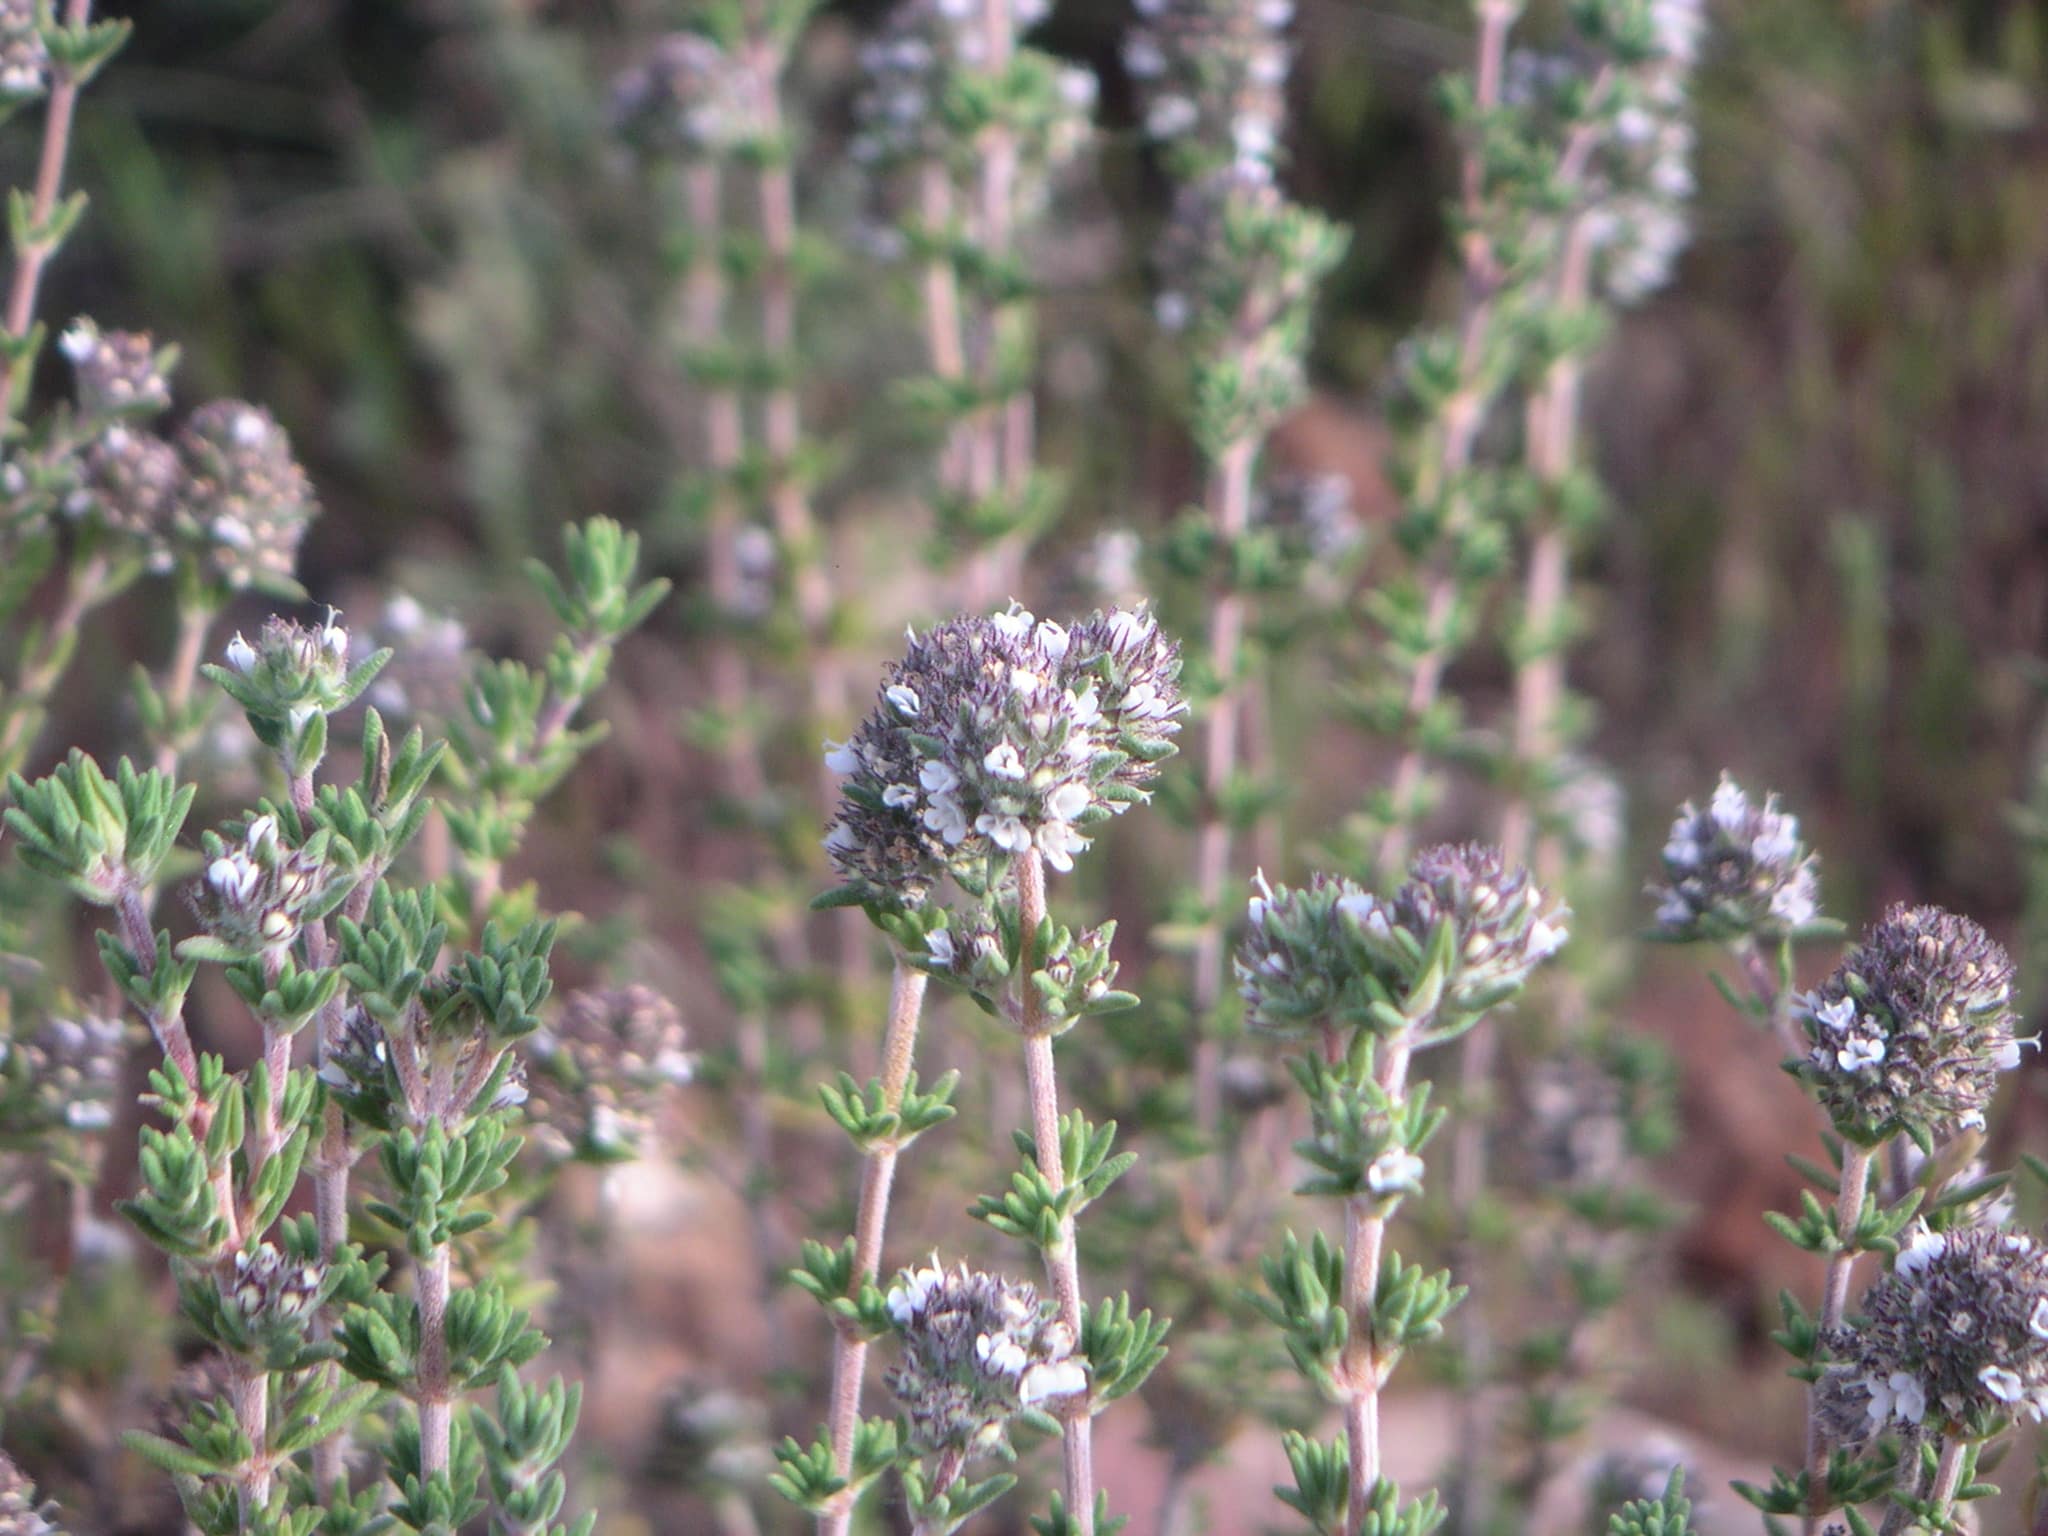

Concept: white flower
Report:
left=882, top=783, right=918, bottom=809
left=1981, top=1364, right=2025, bottom=1403
left=1752, top=817, right=1798, bottom=865
left=1814, top=995, right=1858, bottom=1035
left=991, top=608, right=1035, bottom=640
left=225, top=633, right=258, bottom=675
left=984, top=742, right=1028, bottom=780
left=1863, top=1372, right=1896, bottom=1430
left=1997, top=1039, right=2024, bottom=1071
left=2030, top=1298, right=2048, bottom=1341
left=975, top=1332, right=1028, bottom=1378
left=1036, top=820, right=1090, bottom=873
left=1155, top=291, right=1191, bottom=332
left=925, top=928, right=955, bottom=967
left=207, top=854, right=259, bottom=905
left=1366, top=1150, right=1425, bottom=1198
left=886, top=1262, right=944, bottom=1325
left=1895, top=1229, right=1947, bottom=1283
left=1528, top=919, right=1567, bottom=961
left=1145, top=94, right=1199, bottom=138
left=1046, top=781, right=1091, bottom=823
left=1770, top=880, right=1818, bottom=928
left=977, top=813, right=1032, bottom=854
left=1710, top=775, right=1748, bottom=830
left=1890, top=1370, right=1927, bottom=1425
left=824, top=823, right=858, bottom=854
left=1018, top=1359, right=1088, bottom=1406
left=1656, top=893, right=1691, bottom=928
left=923, top=795, right=970, bottom=845
left=823, top=739, right=860, bottom=775
left=919, top=759, right=959, bottom=794
left=1837, top=1035, right=1885, bottom=1074
left=1035, top=620, right=1070, bottom=660
left=885, top=684, right=921, bottom=717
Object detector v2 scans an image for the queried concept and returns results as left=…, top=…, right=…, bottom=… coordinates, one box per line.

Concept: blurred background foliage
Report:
left=12, top=0, right=2048, bottom=1530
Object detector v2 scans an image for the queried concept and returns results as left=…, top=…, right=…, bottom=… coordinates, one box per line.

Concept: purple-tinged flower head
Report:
left=1650, top=774, right=1819, bottom=943
left=1235, top=871, right=1389, bottom=1039
left=0, top=0, right=47, bottom=105
left=610, top=32, right=748, bottom=159
left=1824, top=1226, right=2048, bottom=1444
left=823, top=605, right=1182, bottom=902
left=1394, top=843, right=1570, bottom=1019
left=1794, top=904, right=2024, bottom=1147
left=187, top=813, right=332, bottom=960
left=884, top=1259, right=1086, bottom=1457
left=223, top=1243, right=327, bottom=1330
left=527, top=984, right=693, bottom=1163
left=1128, top=0, right=1294, bottom=180
left=61, top=322, right=173, bottom=421
left=0, top=1449, right=65, bottom=1536
left=176, top=401, right=318, bottom=594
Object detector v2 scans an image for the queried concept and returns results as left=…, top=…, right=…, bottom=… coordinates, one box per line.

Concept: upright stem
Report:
left=1016, top=849, right=1094, bottom=1533
left=819, top=960, right=931, bottom=1536
left=0, top=0, right=92, bottom=438
left=231, top=1365, right=271, bottom=1517
left=152, top=595, right=219, bottom=778
left=417, top=1241, right=453, bottom=1477
left=1190, top=435, right=1258, bottom=1135
left=1342, top=1032, right=1413, bottom=1536
left=0, top=552, right=112, bottom=776
left=1802, top=1142, right=1873, bottom=1532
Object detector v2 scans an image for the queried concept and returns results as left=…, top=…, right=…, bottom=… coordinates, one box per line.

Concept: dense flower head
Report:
left=61, top=321, right=172, bottom=420
left=0, top=0, right=47, bottom=104
left=1587, top=0, right=1704, bottom=303
left=1237, top=847, right=1566, bottom=1039
left=225, top=1243, right=326, bottom=1329
left=823, top=604, right=1183, bottom=900
left=71, top=426, right=182, bottom=567
left=1127, top=0, right=1293, bottom=179
left=527, top=984, right=694, bottom=1163
left=0, top=1009, right=131, bottom=1149
left=1794, top=903, right=2023, bottom=1145
left=1650, top=774, right=1818, bottom=942
left=188, top=813, right=331, bottom=957
left=1826, top=1226, right=2048, bottom=1442
left=884, top=1260, right=1086, bottom=1456
left=610, top=32, right=749, bottom=158
left=175, top=401, right=318, bottom=592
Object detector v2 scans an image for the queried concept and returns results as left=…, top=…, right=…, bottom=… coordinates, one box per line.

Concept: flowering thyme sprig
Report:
left=1240, top=844, right=1565, bottom=1536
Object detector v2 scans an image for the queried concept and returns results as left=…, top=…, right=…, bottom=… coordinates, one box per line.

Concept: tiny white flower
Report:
left=1145, top=94, right=1198, bottom=139
left=1656, top=893, right=1691, bottom=928
left=59, top=322, right=94, bottom=362
left=823, top=823, right=857, bottom=854
left=1018, top=1359, right=1088, bottom=1406
left=991, top=607, right=1034, bottom=640
left=1528, top=919, right=1567, bottom=961
left=885, top=684, right=921, bottom=717
left=1753, top=816, right=1798, bottom=865
left=1981, top=1364, right=2025, bottom=1403
left=977, top=813, right=1032, bottom=854
left=975, top=1332, right=1029, bottom=1378
left=984, top=742, right=1028, bottom=780
left=230, top=408, right=266, bottom=448
left=919, top=760, right=959, bottom=794
left=1710, top=775, right=1748, bottom=830
left=207, top=855, right=258, bottom=904
left=823, top=739, right=861, bottom=775
left=1996, top=1039, right=2023, bottom=1071
left=925, top=928, right=955, bottom=967
left=1862, top=1372, right=1896, bottom=1430
left=1155, top=291, right=1191, bottom=332
left=882, top=783, right=918, bottom=809
left=1036, top=820, right=1090, bottom=873
left=1770, top=880, right=1818, bottom=927
left=1366, top=1149, right=1425, bottom=1197
left=1814, top=995, right=1858, bottom=1035
left=1890, top=1370, right=1927, bottom=1424
left=225, top=633, right=258, bottom=675
left=1837, top=1035, right=1885, bottom=1074
left=923, top=795, right=970, bottom=845
left=1895, top=1229, right=1946, bottom=1282
left=1047, top=781, right=1091, bottom=823
left=1035, top=620, right=1070, bottom=660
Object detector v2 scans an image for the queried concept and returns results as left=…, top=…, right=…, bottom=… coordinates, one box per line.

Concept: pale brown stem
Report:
left=1017, top=849, right=1094, bottom=1534
left=231, top=1365, right=271, bottom=1517
left=417, top=1242, right=453, bottom=1477
left=1343, top=1032, right=1412, bottom=1536
left=1190, top=435, right=1258, bottom=1134
left=1801, top=1142, right=1873, bottom=1532
left=0, top=0, right=92, bottom=436
left=819, top=961, right=931, bottom=1536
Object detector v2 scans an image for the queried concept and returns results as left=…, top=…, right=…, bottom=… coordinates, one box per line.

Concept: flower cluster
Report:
left=1585, top=0, right=1705, bottom=304
left=1237, top=846, right=1567, bottom=1038
left=225, top=1243, right=326, bottom=1329
left=1826, top=1227, right=2048, bottom=1442
left=1793, top=903, right=2023, bottom=1144
left=176, top=401, right=319, bottom=593
left=188, top=813, right=332, bottom=958
left=884, top=1260, right=1087, bottom=1457
left=527, top=984, right=694, bottom=1163
left=823, top=605, right=1184, bottom=901
left=0, top=1010, right=129, bottom=1141
left=0, top=0, right=46, bottom=106
left=1651, top=774, right=1819, bottom=941
left=1127, top=0, right=1293, bottom=179
left=609, top=32, right=749, bottom=160
left=60, top=321, right=173, bottom=418
left=0, top=1452, right=63, bottom=1536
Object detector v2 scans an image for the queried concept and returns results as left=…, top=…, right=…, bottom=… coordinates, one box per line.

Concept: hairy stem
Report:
left=1017, top=848, right=1094, bottom=1532
left=1804, top=1142, right=1873, bottom=1531
left=1342, top=1032, right=1413, bottom=1536
left=819, top=959, right=931, bottom=1536
left=1190, top=434, right=1258, bottom=1135
left=417, top=1241, right=453, bottom=1477
left=230, top=1362, right=271, bottom=1518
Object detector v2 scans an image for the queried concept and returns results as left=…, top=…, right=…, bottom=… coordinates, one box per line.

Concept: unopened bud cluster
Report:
left=824, top=605, right=1183, bottom=901
left=884, top=1260, right=1087, bottom=1457
left=1793, top=903, right=2024, bottom=1144
left=189, top=813, right=331, bottom=959
left=1825, top=1227, right=2048, bottom=1443
left=1651, top=774, right=1819, bottom=942
left=226, top=1243, right=326, bottom=1330
left=1237, top=845, right=1566, bottom=1039
left=0, top=0, right=46, bottom=104
left=176, top=401, right=318, bottom=592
